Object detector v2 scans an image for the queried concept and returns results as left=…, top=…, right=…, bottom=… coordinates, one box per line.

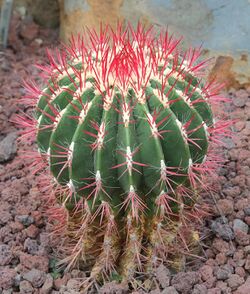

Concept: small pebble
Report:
left=155, top=264, right=170, bottom=288
left=16, top=215, right=34, bottom=227
left=199, top=265, right=214, bottom=281
left=211, top=218, right=235, bottom=241
left=215, top=268, right=230, bottom=280
left=0, top=132, right=17, bottom=162
left=0, top=244, right=13, bottom=266
left=227, top=274, right=244, bottom=290
left=171, top=271, right=200, bottom=294
left=244, top=254, right=250, bottom=271
left=232, top=89, right=248, bottom=107
left=233, top=219, right=249, bottom=234
left=236, top=276, right=250, bottom=294
left=19, top=280, right=34, bottom=294
left=24, top=238, right=39, bottom=255
left=23, top=269, right=46, bottom=288
left=207, top=288, right=221, bottom=294
left=216, top=199, right=234, bottom=215
left=161, top=286, right=179, bottom=294
left=40, top=274, right=53, bottom=294
left=243, top=207, right=250, bottom=216
left=192, top=284, right=208, bottom=294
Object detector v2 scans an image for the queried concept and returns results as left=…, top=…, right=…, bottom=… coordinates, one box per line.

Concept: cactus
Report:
left=19, top=24, right=231, bottom=285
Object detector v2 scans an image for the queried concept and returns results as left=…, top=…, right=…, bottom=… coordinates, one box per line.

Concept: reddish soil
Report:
left=0, top=13, right=250, bottom=294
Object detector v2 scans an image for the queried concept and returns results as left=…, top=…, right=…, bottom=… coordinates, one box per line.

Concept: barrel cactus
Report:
left=19, top=24, right=230, bottom=285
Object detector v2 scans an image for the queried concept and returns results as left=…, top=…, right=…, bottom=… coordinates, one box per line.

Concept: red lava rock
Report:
left=234, top=230, right=250, bottom=246
left=215, top=253, right=227, bottom=265
left=205, top=249, right=215, bottom=259
left=11, top=178, right=30, bottom=196
left=171, top=272, right=200, bottom=294
left=19, top=280, right=34, bottom=294
left=0, top=210, right=12, bottom=225
left=235, top=199, right=250, bottom=211
left=0, top=132, right=17, bottom=162
left=215, top=280, right=228, bottom=292
left=199, top=265, right=214, bottom=281
left=245, top=178, right=250, bottom=188
left=23, top=269, right=46, bottom=288
left=15, top=215, right=34, bottom=227
left=29, top=187, right=41, bottom=198
left=0, top=244, right=13, bottom=266
left=227, top=274, right=244, bottom=290
left=207, top=288, right=222, bottom=294
left=204, top=277, right=217, bottom=289
left=23, top=238, right=39, bottom=255
left=206, top=259, right=218, bottom=267
left=235, top=266, right=246, bottom=277
left=0, top=225, right=11, bottom=243
left=222, top=186, right=241, bottom=198
left=54, top=273, right=71, bottom=290
left=0, top=268, right=16, bottom=289
left=238, top=150, right=250, bottom=162
left=235, top=276, right=250, bottom=294
left=99, top=281, right=129, bottom=294
left=39, top=233, right=50, bottom=249
left=244, top=216, right=250, bottom=226
left=244, top=245, right=250, bottom=254
left=192, top=284, right=208, bottom=294
left=19, top=252, right=49, bottom=272
left=231, top=175, right=247, bottom=188
left=232, top=89, right=248, bottom=107
left=40, top=274, right=53, bottom=294
left=236, top=210, right=246, bottom=220
left=216, top=199, right=234, bottom=216
left=235, top=121, right=245, bottom=132
left=161, top=287, right=179, bottom=294
left=150, top=290, right=162, bottom=294
left=204, top=277, right=216, bottom=289
left=244, top=254, right=250, bottom=271
left=233, top=249, right=245, bottom=267
left=14, top=206, right=30, bottom=218
left=9, top=221, right=24, bottom=233
left=25, top=224, right=39, bottom=238
left=155, top=264, right=170, bottom=288
left=215, top=265, right=233, bottom=281
left=1, top=187, right=21, bottom=203
left=31, top=211, right=43, bottom=227
left=211, top=217, right=235, bottom=241
left=212, top=238, right=230, bottom=253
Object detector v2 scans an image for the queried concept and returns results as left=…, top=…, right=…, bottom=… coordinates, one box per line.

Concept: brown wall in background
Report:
left=58, top=0, right=124, bottom=41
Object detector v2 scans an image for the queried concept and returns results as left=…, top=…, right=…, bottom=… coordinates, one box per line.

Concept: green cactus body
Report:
left=24, top=25, right=227, bottom=284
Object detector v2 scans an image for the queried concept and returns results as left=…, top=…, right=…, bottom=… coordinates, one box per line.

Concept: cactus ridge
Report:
left=19, top=24, right=231, bottom=284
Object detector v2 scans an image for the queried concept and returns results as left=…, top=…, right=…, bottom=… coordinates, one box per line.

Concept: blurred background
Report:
left=0, top=0, right=249, bottom=90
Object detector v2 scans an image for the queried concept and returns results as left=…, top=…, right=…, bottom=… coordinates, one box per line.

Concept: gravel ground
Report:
left=0, top=14, right=250, bottom=294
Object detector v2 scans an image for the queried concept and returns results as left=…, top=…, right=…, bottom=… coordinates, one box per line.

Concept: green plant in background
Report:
left=19, top=24, right=230, bottom=286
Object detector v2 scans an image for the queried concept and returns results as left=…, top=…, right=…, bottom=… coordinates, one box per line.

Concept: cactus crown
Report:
left=20, top=24, right=230, bottom=284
